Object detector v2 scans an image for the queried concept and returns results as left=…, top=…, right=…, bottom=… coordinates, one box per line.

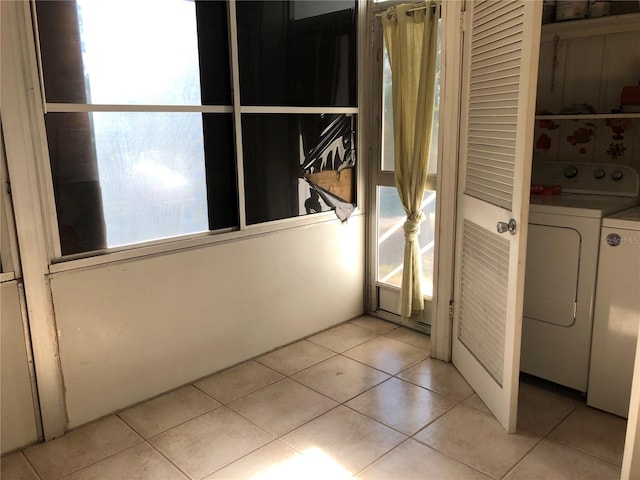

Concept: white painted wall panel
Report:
left=50, top=216, right=365, bottom=428
left=1, top=281, right=39, bottom=453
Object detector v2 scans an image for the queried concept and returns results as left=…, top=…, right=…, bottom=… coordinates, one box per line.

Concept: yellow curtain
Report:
left=383, top=1, right=438, bottom=318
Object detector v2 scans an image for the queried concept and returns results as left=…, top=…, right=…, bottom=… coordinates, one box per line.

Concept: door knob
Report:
left=496, top=219, right=517, bottom=235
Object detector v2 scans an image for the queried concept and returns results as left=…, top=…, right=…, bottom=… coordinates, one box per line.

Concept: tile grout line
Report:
left=497, top=432, right=546, bottom=480
left=98, top=321, right=415, bottom=479
left=186, top=323, right=443, bottom=478
left=15, top=323, right=443, bottom=480
left=19, top=318, right=625, bottom=479
left=407, top=408, right=506, bottom=480
left=26, top=417, right=147, bottom=480
left=18, top=450, right=46, bottom=480
left=122, top=440, right=193, bottom=480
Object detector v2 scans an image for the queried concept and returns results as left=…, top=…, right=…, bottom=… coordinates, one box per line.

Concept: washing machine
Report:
left=520, top=162, right=640, bottom=392
left=588, top=205, right=640, bottom=417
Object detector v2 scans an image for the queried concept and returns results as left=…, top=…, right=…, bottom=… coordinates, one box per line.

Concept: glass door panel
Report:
left=377, top=187, right=436, bottom=298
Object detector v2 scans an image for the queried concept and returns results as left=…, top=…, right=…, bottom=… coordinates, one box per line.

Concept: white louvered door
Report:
left=452, top=0, right=541, bottom=432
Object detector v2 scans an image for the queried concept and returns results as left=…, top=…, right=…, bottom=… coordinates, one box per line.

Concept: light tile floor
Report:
left=1, top=315, right=626, bottom=480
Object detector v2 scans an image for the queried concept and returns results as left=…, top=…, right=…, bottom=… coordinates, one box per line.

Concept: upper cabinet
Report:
left=536, top=13, right=640, bottom=119
left=533, top=8, right=640, bottom=166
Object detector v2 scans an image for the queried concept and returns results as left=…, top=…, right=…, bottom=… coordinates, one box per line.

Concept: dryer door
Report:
left=523, top=224, right=580, bottom=326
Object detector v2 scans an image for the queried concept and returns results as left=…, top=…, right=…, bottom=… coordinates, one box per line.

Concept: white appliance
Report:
left=521, top=162, right=640, bottom=392
left=588, top=205, right=640, bottom=417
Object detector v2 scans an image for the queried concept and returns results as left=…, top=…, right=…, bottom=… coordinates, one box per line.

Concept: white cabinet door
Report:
left=452, top=0, right=541, bottom=432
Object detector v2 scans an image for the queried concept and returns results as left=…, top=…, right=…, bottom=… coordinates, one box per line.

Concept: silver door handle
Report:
left=497, top=219, right=517, bottom=235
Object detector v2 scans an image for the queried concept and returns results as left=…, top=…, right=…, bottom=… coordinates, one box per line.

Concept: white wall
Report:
left=1, top=281, right=39, bottom=453
left=50, top=216, right=365, bottom=428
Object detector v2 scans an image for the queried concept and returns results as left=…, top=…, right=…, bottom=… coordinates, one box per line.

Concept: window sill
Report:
left=47, top=208, right=364, bottom=275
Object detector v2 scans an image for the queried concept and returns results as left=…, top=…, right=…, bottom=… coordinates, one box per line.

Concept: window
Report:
left=35, top=0, right=357, bottom=257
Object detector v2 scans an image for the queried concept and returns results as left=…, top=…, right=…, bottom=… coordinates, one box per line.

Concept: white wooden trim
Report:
left=356, top=0, right=368, bottom=214
left=1, top=1, right=67, bottom=439
left=45, top=105, right=358, bottom=115
left=0, top=272, right=16, bottom=283
left=541, top=12, right=640, bottom=42
left=366, top=2, right=383, bottom=314
left=356, top=0, right=368, bottom=313
left=17, top=279, right=45, bottom=441
left=375, top=172, right=396, bottom=188
left=1, top=130, right=22, bottom=277
left=228, top=0, right=247, bottom=230
left=30, top=0, right=48, bottom=113
left=240, top=106, right=358, bottom=114
left=536, top=113, right=640, bottom=120
left=431, top=0, right=464, bottom=362
left=17, top=3, right=62, bottom=259
left=47, top=210, right=361, bottom=274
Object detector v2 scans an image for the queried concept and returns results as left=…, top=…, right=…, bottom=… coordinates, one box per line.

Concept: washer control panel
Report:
left=532, top=162, right=640, bottom=197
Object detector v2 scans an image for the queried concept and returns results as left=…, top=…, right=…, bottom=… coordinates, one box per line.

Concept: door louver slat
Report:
left=474, top=0, right=518, bottom=21
left=464, top=0, right=524, bottom=210
left=459, top=220, right=510, bottom=386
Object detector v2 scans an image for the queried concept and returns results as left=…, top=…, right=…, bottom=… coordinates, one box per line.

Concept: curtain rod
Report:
left=375, top=3, right=439, bottom=20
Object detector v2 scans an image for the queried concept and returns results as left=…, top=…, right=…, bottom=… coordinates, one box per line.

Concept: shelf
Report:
left=535, top=113, right=640, bottom=120
left=540, top=12, right=640, bottom=42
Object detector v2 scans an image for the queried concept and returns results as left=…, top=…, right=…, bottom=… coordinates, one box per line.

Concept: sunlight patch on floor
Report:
left=249, top=447, right=352, bottom=480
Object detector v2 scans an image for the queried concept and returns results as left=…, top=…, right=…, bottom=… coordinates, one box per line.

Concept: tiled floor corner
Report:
left=2, top=315, right=627, bottom=479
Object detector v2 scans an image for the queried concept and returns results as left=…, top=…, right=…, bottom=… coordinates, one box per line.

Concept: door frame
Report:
left=2, top=0, right=67, bottom=439
left=429, top=0, right=464, bottom=361
left=366, top=0, right=457, bottom=337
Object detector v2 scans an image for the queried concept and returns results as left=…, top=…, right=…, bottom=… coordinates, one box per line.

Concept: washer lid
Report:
left=603, top=205, right=640, bottom=230
left=530, top=194, right=640, bottom=218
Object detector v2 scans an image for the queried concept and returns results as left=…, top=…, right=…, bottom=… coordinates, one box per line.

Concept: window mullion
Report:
left=227, top=0, right=246, bottom=231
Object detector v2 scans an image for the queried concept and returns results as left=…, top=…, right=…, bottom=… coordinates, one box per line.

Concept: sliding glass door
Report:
left=370, top=3, right=440, bottom=327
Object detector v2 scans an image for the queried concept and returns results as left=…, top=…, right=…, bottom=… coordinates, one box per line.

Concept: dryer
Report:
left=520, top=162, right=640, bottom=392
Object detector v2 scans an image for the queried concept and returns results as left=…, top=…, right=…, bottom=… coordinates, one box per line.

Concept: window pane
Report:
left=242, top=114, right=356, bottom=225
left=381, top=25, right=441, bottom=173
left=37, top=0, right=231, bottom=105
left=195, top=1, right=233, bottom=105
left=381, top=47, right=395, bottom=172
left=45, top=112, right=226, bottom=252
left=202, top=114, right=238, bottom=231
left=377, top=187, right=436, bottom=297
left=236, top=1, right=357, bottom=106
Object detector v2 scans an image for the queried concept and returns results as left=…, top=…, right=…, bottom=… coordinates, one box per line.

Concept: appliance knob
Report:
left=611, top=170, right=624, bottom=181
left=593, top=168, right=606, bottom=179
left=563, top=165, right=578, bottom=178
left=606, top=233, right=622, bottom=247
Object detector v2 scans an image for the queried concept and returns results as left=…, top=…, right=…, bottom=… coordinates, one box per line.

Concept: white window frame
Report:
left=0, top=129, right=22, bottom=282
